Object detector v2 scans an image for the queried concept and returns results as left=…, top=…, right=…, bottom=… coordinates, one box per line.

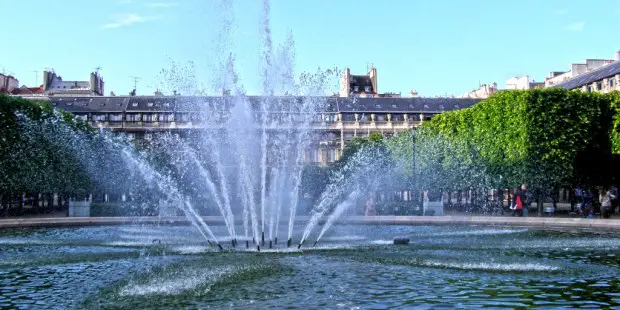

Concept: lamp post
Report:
left=411, top=129, right=417, bottom=211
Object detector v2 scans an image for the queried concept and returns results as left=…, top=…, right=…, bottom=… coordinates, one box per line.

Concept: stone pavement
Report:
left=0, top=215, right=619, bottom=230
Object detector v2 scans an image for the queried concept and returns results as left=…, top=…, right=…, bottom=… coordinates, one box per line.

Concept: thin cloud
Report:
left=101, top=13, right=162, bottom=29
left=552, top=9, right=568, bottom=15
left=145, top=2, right=178, bottom=8
left=118, top=0, right=135, bottom=4
left=565, top=21, right=585, bottom=32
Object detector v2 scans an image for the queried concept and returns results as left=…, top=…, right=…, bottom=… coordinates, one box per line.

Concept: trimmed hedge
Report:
left=395, top=89, right=619, bottom=195
left=0, top=95, right=97, bottom=216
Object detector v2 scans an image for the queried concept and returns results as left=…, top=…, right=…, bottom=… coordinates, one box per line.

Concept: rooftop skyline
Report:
left=2, top=0, right=619, bottom=97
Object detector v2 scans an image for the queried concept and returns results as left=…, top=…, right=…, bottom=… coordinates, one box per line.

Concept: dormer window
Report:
left=147, top=102, right=154, bottom=107
left=424, top=104, right=429, bottom=109
left=364, top=86, right=371, bottom=92
left=353, top=86, right=359, bottom=92
left=391, top=104, right=397, bottom=108
left=132, top=102, right=138, bottom=107
left=376, top=104, right=381, bottom=108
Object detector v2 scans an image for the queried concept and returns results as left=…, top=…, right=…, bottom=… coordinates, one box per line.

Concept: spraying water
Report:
left=316, top=191, right=361, bottom=243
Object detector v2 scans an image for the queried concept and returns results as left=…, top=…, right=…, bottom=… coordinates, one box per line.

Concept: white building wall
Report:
left=506, top=76, right=531, bottom=90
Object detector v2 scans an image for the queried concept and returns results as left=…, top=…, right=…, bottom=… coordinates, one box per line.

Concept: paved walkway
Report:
left=1, top=215, right=619, bottom=230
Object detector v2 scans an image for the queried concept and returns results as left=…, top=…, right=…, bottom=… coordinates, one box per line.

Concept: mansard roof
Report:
left=37, top=95, right=482, bottom=114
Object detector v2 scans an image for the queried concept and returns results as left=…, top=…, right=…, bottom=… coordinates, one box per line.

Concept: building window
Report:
left=75, top=114, right=87, bottom=121
left=143, top=114, right=154, bottom=122
left=327, top=148, right=336, bottom=163
left=144, top=133, right=153, bottom=140
left=596, top=82, right=602, bottom=90
left=353, top=86, right=359, bottom=92
left=364, top=86, right=371, bottom=92
left=147, top=102, right=154, bottom=107
left=159, top=113, right=174, bottom=122
left=176, top=113, right=189, bottom=122
left=376, top=114, right=386, bottom=122
left=92, top=114, right=106, bottom=122
left=110, top=114, right=122, bottom=122
left=359, top=114, right=369, bottom=122
left=342, top=114, right=355, bottom=122
left=587, top=86, right=593, bottom=93
left=610, top=79, right=616, bottom=87
left=304, top=149, right=320, bottom=163
left=126, top=114, right=141, bottom=122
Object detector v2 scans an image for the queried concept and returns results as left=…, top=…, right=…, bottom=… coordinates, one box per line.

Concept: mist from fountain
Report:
left=15, top=0, right=351, bottom=250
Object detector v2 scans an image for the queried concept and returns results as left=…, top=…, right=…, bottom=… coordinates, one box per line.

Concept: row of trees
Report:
left=0, top=95, right=97, bottom=216
left=332, top=89, right=620, bottom=215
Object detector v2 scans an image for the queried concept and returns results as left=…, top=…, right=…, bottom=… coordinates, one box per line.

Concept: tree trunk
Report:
left=32, top=193, right=40, bottom=215
left=537, top=192, right=543, bottom=217
left=498, top=188, right=504, bottom=215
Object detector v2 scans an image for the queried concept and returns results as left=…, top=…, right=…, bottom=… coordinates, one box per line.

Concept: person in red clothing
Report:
left=512, top=185, right=527, bottom=217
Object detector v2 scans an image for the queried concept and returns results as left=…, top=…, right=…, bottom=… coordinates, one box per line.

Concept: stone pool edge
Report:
left=1, top=216, right=619, bottom=230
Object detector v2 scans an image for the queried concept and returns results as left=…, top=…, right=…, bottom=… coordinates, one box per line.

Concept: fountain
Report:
left=0, top=1, right=619, bottom=309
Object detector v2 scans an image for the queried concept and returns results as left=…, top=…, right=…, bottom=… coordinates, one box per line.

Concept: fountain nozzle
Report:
left=257, top=245, right=261, bottom=252
left=231, top=239, right=236, bottom=248
left=297, top=243, right=303, bottom=249
left=261, top=232, right=265, bottom=246
left=287, top=238, right=292, bottom=247
left=217, top=243, right=223, bottom=251
left=269, top=240, right=273, bottom=249
left=246, top=240, right=249, bottom=248
left=274, top=237, right=278, bottom=244
left=313, top=240, right=318, bottom=247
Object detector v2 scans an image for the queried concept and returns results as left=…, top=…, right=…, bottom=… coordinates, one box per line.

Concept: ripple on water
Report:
left=418, top=261, right=562, bottom=272
left=119, top=266, right=235, bottom=296
left=0, top=224, right=618, bottom=309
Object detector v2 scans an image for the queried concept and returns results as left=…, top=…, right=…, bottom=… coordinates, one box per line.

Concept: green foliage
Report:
left=386, top=89, right=619, bottom=193
left=0, top=94, right=96, bottom=214
left=609, top=92, right=620, bottom=154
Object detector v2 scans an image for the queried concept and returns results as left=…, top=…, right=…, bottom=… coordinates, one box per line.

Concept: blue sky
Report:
left=1, top=0, right=619, bottom=96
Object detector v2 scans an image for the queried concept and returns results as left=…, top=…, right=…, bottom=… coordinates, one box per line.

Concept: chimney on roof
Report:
left=408, top=89, right=418, bottom=97
left=615, top=50, right=620, bottom=61
left=368, top=66, right=377, bottom=94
